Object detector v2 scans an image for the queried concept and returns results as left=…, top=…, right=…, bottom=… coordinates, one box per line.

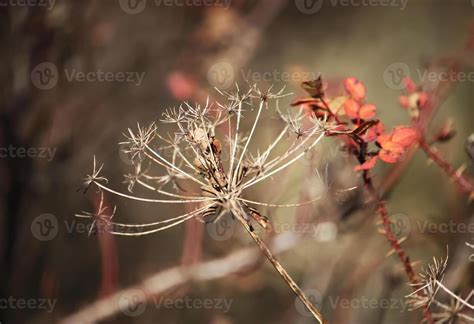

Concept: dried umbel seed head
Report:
left=79, top=84, right=326, bottom=236
left=77, top=84, right=336, bottom=324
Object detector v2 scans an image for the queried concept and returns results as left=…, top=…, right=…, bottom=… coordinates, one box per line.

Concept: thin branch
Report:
left=61, top=231, right=309, bottom=323
left=419, top=138, right=474, bottom=199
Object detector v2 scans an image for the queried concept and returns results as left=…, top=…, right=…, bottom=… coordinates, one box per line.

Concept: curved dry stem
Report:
left=233, top=209, right=327, bottom=324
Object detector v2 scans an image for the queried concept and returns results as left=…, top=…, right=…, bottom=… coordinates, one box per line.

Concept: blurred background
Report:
left=0, top=0, right=473, bottom=323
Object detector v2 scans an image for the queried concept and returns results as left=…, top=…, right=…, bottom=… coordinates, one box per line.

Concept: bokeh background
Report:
left=0, top=0, right=473, bottom=323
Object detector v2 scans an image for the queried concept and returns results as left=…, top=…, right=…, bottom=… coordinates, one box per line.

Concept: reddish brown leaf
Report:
left=344, top=77, right=366, bottom=101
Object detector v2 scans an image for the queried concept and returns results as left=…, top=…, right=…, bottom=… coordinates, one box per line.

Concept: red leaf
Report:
left=343, top=98, right=360, bottom=119
left=391, top=126, right=418, bottom=147
left=377, top=133, right=392, bottom=146
left=354, top=156, right=378, bottom=171
left=379, top=149, right=403, bottom=163
left=359, top=104, right=376, bottom=119
left=343, top=77, right=366, bottom=101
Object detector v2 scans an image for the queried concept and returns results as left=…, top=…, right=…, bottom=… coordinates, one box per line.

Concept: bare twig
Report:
left=60, top=232, right=306, bottom=323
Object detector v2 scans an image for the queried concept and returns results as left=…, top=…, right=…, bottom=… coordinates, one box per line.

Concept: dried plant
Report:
left=406, top=252, right=474, bottom=323
left=78, top=84, right=328, bottom=323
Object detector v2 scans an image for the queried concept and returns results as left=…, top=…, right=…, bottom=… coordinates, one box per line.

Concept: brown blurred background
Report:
left=0, top=0, right=473, bottom=323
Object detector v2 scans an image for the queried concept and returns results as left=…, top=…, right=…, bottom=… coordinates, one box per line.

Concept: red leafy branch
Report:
left=293, top=76, right=434, bottom=323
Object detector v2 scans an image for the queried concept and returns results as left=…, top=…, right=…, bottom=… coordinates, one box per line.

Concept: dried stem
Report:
left=419, top=138, right=474, bottom=199
left=233, top=211, right=328, bottom=324
left=365, top=175, right=434, bottom=324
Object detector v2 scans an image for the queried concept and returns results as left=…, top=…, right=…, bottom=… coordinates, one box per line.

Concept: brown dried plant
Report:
left=78, top=84, right=330, bottom=323
left=406, top=251, right=473, bottom=323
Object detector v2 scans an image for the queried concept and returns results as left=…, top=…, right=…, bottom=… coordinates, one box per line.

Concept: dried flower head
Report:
left=80, top=84, right=325, bottom=236
left=78, top=84, right=328, bottom=323
left=406, top=251, right=474, bottom=323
